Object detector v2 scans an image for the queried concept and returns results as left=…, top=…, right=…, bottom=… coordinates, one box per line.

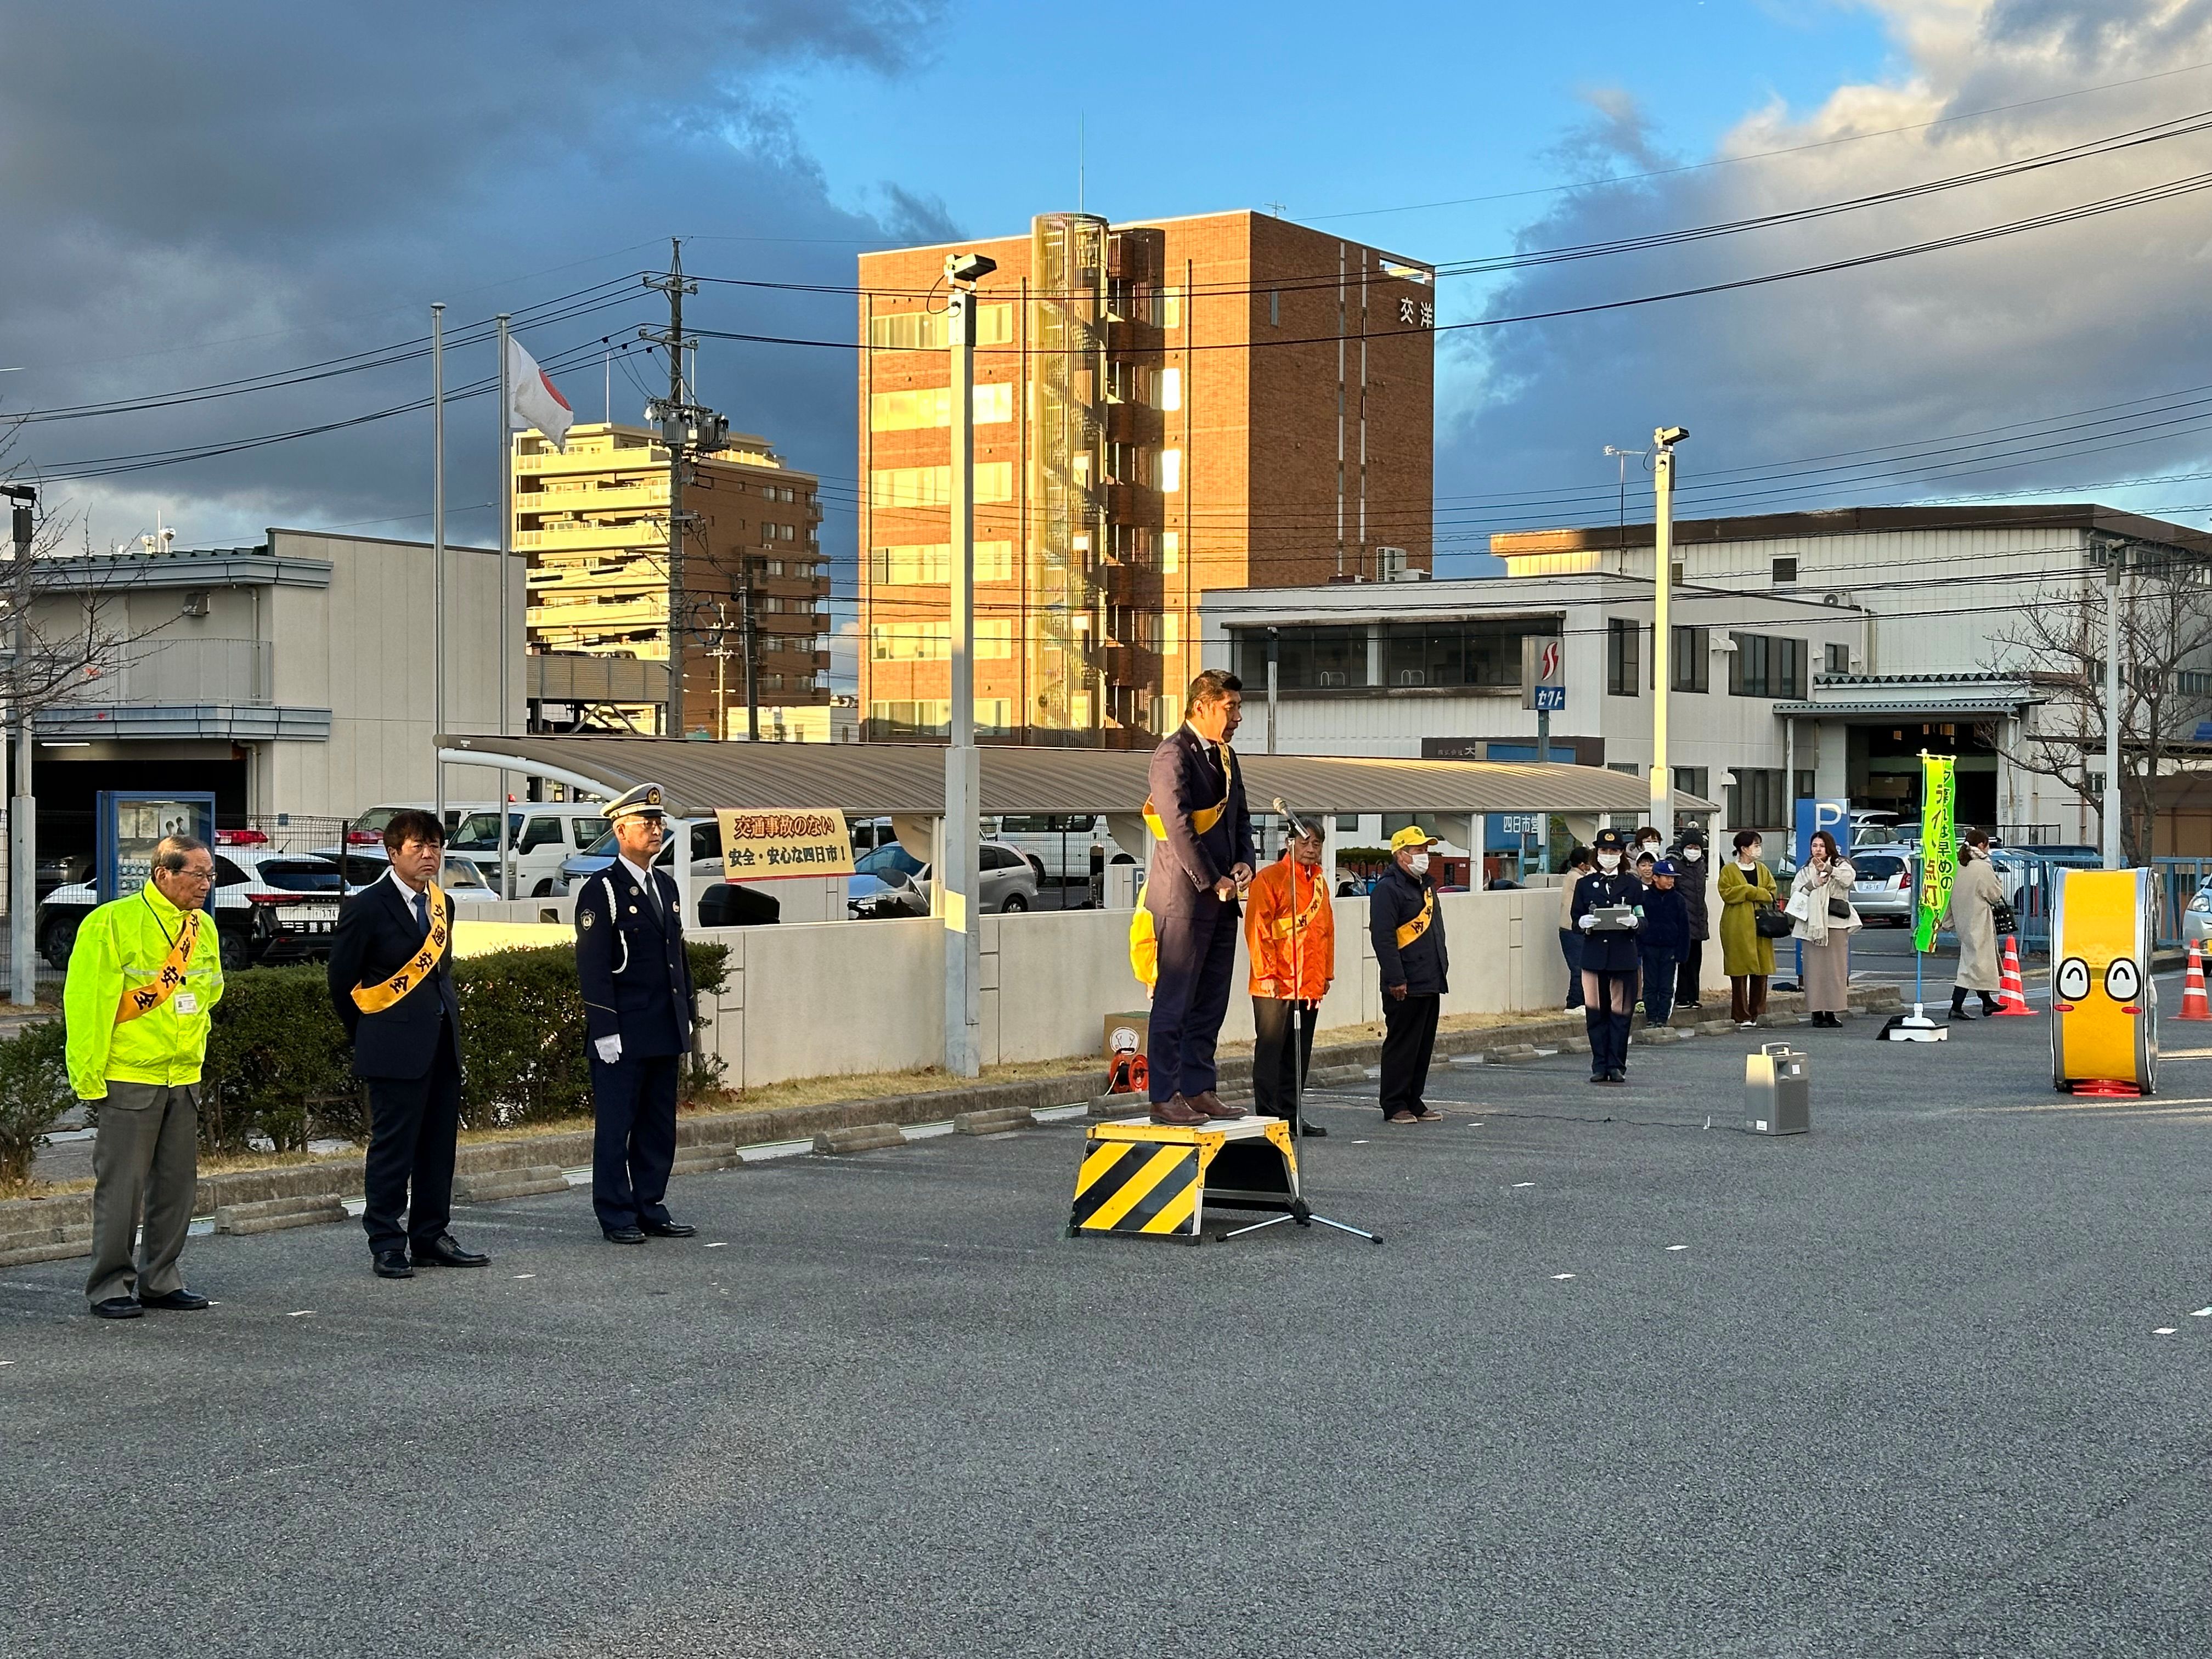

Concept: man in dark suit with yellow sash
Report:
left=1370, top=825, right=1449, bottom=1125
left=1140, top=670, right=1256, bottom=1127
left=328, top=808, right=488, bottom=1279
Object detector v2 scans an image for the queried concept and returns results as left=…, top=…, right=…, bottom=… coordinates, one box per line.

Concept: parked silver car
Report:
left=1848, top=849, right=1916, bottom=926
left=915, top=842, right=1043, bottom=914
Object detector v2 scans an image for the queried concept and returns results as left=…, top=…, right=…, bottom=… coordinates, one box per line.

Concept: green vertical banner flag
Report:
left=1914, top=754, right=1957, bottom=953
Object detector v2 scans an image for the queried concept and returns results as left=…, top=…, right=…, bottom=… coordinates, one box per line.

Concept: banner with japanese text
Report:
left=1914, top=755, right=1957, bottom=953
left=716, top=808, right=854, bottom=882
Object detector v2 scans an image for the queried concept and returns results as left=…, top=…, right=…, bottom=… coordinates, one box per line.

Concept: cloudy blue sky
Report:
left=4, top=0, right=2211, bottom=609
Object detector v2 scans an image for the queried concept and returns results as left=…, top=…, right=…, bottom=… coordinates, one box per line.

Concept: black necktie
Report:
left=414, top=890, right=429, bottom=938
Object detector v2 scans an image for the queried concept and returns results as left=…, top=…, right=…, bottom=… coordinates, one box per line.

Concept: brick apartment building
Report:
left=858, top=210, right=1435, bottom=746
left=517, top=421, right=831, bottom=737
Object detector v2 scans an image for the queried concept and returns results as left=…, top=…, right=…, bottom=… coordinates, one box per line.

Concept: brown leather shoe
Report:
left=1149, top=1095, right=1207, bottom=1127
left=1188, top=1090, right=1249, bottom=1120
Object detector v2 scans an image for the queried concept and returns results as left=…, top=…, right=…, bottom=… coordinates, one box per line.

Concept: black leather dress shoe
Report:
left=139, top=1288, right=211, bottom=1311
left=640, top=1220, right=697, bottom=1238
left=373, top=1250, right=414, bottom=1279
left=91, top=1296, right=142, bottom=1319
left=602, top=1226, right=646, bottom=1245
left=413, top=1235, right=490, bottom=1268
left=1300, top=1121, right=1329, bottom=1138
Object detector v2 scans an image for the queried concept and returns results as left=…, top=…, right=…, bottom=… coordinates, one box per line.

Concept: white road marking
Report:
left=2192, top=1307, right=2212, bottom=1318
left=512, top=1273, right=535, bottom=1279
left=703, top=1242, right=729, bottom=1249
left=287, top=1310, right=313, bottom=1318
left=1034, top=1103, right=1090, bottom=1122
left=1512, top=1182, right=1536, bottom=1188
left=1551, top=1273, right=1575, bottom=1280
left=0, top=1359, right=15, bottom=1365
left=1666, top=1245, right=1690, bottom=1252
left=2155, top=1327, right=2179, bottom=1335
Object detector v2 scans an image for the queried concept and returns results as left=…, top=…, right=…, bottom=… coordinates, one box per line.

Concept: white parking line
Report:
left=2155, top=1327, right=2178, bottom=1335
left=1551, top=1273, right=1576, bottom=1280
left=1666, top=1245, right=1690, bottom=1252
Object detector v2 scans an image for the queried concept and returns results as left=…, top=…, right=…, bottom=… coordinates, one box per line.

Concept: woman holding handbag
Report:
left=1788, top=828, right=1859, bottom=1026
left=1718, top=830, right=1781, bottom=1028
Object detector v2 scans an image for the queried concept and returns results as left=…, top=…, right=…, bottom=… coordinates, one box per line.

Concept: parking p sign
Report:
left=1521, top=635, right=1566, bottom=712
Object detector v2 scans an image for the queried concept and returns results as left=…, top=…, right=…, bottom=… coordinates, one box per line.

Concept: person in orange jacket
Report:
left=1244, top=820, right=1334, bottom=1137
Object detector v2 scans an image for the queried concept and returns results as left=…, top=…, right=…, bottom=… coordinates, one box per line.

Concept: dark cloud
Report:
left=0, top=1, right=950, bottom=556
left=1439, top=0, right=2212, bottom=573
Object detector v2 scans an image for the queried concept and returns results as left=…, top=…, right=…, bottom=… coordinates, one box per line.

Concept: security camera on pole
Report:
left=1650, top=426, right=1688, bottom=835
left=942, top=250, right=996, bottom=1079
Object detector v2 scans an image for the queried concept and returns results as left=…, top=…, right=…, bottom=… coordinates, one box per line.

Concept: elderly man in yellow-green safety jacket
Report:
left=64, top=833, right=224, bottom=1319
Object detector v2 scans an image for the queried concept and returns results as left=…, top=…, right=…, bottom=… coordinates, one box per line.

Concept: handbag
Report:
left=1828, top=895, right=1853, bottom=920
left=1991, top=900, right=2017, bottom=936
left=1753, top=904, right=1795, bottom=939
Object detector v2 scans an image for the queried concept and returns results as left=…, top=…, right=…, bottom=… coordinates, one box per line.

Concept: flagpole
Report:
left=432, top=302, right=447, bottom=829
left=496, top=314, right=514, bottom=899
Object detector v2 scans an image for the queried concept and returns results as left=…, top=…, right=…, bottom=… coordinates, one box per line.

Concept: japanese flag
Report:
left=505, top=335, right=573, bottom=452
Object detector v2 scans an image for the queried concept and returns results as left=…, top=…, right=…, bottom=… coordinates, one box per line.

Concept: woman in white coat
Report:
left=1944, top=827, right=2006, bottom=1021
left=1788, top=829, right=1860, bottom=1026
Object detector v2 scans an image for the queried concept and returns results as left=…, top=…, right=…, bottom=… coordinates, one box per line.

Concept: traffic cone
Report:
left=2180, top=944, right=2212, bottom=1022
left=1993, top=937, right=2035, bottom=1016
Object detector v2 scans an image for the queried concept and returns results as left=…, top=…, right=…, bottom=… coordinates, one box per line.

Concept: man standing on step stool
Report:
left=1139, top=669, right=1256, bottom=1128
left=575, top=783, right=698, bottom=1245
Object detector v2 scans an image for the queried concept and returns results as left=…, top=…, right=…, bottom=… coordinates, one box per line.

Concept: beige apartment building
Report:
left=858, top=209, right=1435, bottom=746
left=516, top=421, right=831, bottom=737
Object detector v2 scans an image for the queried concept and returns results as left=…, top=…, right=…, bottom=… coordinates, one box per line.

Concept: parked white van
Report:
left=325, top=800, right=611, bottom=897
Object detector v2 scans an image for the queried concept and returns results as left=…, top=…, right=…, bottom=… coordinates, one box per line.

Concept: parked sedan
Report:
left=2184, top=878, right=2212, bottom=951
left=1848, top=850, right=1916, bottom=927
left=38, top=843, right=354, bottom=971
left=914, top=842, right=1042, bottom=914
left=849, top=842, right=928, bottom=920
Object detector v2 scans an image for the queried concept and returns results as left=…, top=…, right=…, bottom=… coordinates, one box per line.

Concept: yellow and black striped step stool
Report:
left=1066, top=1114, right=1300, bottom=1245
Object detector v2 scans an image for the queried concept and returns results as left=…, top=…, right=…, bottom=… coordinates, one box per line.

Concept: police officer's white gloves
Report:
left=595, top=1035, right=622, bottom=1064
left=1577, top=914, right=1597, bottom=931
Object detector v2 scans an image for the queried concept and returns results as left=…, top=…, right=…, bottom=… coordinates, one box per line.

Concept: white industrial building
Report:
left=1200, top=504, right=2212, bottom=872
left=11, top=528, right=521, bottom=867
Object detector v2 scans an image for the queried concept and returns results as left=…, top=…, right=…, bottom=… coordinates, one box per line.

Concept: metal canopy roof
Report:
left=439, top=733, right=1714, bottom=819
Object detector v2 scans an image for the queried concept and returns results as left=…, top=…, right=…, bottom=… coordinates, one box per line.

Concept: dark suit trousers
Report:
left=1148, top=897, right=1239, bottom=1103
left=360, top=1016, right=461, bottom=1257
left=590, top=1051, right=680, bottom=1231
left=1251, top=996, right=1318, bottom=1122
left=1380, top=993, right=1441, bottom=1118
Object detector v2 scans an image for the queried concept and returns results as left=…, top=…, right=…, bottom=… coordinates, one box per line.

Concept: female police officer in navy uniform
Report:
left=574, top=783, right=697, bottom=1244
left=1571, top=827, right=1645, bottom=1086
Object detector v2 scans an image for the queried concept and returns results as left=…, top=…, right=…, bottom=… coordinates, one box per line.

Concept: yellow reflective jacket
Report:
left=63, top=886, right=225, bottom=1099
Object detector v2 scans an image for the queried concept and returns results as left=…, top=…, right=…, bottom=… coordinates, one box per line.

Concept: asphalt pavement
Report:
left=5, top=988, right=2210, bottom=1658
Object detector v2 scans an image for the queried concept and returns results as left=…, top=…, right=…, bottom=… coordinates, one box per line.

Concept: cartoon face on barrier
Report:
left=2050, top=867, right=2157, bottom=1095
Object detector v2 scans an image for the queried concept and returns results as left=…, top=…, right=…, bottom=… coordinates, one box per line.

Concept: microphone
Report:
left=1272, top=795, right=1314, bottom=840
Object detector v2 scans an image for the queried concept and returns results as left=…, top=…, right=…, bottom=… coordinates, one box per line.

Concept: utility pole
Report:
left=942, top=250, right=996, bottom=1079
left=1650, top=426, right=1688, bottom=834
left=495, top=312, right=513, bottom=898
left=5, top=484, right=35, bottom=1007
left=743, top=554, right=761, bottom=742
left=432, top=302, right=447, bottom=826
left=2102, top=537, right=2125, bottom=868
left=643, top=239, right=698, bottom=739
left=1266, top=627, right=1279, bottom=755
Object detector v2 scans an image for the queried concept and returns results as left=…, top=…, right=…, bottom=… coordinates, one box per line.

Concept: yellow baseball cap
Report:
left=1389, top=825, right=1439, bottom=853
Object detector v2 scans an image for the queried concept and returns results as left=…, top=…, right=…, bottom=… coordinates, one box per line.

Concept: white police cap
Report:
left=606, top=783, right=668, bottom=822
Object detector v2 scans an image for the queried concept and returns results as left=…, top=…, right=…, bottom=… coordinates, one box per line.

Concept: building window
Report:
left=870, top=466, right=948, bottom=509
left=1269, top=291, right=1280, bottom=327
left=1826, top=642, right=1851, bottom=675
left=1159, top=613, right=1180, bottom=654
left=1773, top=557, right=1798, bottom=584
left=1159, top=449, right=1183, bottom=493
left=1727, top=768, right=1788, bottom=830
left=1607, top=619, right=1641, bottom=697
left=1158, top=367, right=1182, bottom=412
left=868, top=312, right=948, bottom=351
left=1672, top=766, right=1707, bottom=802
left=977, top=302, right=1014, bottom=346
left=1795, top=770, right=1816, bottom=804
left=868, top=699, right=951, bottom=736
left=1160, top=532, right=1180, bottom=575
left=1159, top=286, right=1182, bottom=329
left=1728, top=633, right=1807, bottom=699
left=868, top=542, right=1013, bottom=585
left=868, top=622, right=949, bottom=661
left=1671, top=626, right=1708, bottom=692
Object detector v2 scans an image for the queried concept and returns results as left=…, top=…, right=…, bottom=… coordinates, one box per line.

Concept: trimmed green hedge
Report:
left=188, top=941, right=729, bottom=1155
left=0, top=1020, right=72, bottom=1187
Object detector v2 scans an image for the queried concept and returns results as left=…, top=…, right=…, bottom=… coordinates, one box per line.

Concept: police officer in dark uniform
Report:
left=575, top=783, right=697, bottom=1244
left=1572, top=827, right=1645, bottom=1086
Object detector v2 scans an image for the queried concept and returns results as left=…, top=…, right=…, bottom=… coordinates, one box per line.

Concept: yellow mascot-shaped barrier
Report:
left=2049, top=866, right=2157, bottom=1097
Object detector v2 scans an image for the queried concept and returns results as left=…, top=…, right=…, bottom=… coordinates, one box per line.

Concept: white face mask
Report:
left=1596, top=852, right=1621, bottom=872
left=1681, top=847, right=1702, bottom=862
left=1407, top=852, right=1430, bottom=876
left=1740, top=848, right=1762, bottom=866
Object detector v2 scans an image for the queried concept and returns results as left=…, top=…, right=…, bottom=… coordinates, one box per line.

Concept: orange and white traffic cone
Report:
left=2180, top=944, right=2212, bottom=1022
left=1993, top=936, right=2035, bottom=1015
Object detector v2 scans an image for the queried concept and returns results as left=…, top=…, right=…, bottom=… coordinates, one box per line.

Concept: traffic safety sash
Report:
left=351, top=883, right=449, bottom=1014
left=114, top=911, right=204, bottom=1026
left=1395, top=889, right=1435, bottom=951
left=1142, top=745, right=1238, bottom=840
left=1271, top=867, right=1329, bottom=938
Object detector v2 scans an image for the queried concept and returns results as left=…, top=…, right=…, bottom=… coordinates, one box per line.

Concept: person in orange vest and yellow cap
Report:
left=1244, top=817, right=1334, bottom=1137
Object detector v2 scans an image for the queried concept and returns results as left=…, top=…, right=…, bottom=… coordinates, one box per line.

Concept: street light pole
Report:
left=1266, top=626, right=1279, bottom=755
left=1649, top=425, right=1688, bottom=833
left=431, top=302, right=447, bottom=827
left=942, top=251, right=995, bottom=1079
left=496, top=312, right=513, bottom=897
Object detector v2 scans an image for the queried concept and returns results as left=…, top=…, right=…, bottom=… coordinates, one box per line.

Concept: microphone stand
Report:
left=1227, top=800, right=1379, bottom=1245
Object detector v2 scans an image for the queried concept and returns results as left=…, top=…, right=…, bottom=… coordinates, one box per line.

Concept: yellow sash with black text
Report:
left=1131, top=745, right=1240, bottom=988
left=1395, top=889, right=1435, bottom=951
left=351, top=883, right=449, bottom=1014
left=113, top=911, right=204, bottom=1025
